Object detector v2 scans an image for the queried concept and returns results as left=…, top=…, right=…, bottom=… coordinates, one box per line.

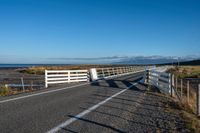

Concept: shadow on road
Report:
left=61, top=74, right=186, bottom=133
left=91, top=74, right=143, bottom=90
left=66, top=115, right=126, bottom=133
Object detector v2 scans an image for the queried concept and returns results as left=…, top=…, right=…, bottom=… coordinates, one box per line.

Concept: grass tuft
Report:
left=0, top=85, right=11, bottom=96
left=165, top=100, right=200, bottom=132
left=168, top=66, right=200, bottom=78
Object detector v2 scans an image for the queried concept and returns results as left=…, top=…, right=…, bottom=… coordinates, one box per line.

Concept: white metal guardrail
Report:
left=90, top=66, right=151, bottom=81
left=145, top=67, right=200, bottom=116
left=45, top=70, right=89, bottom=88
left=147, top=70, right=172, bottom=93
left=45, top=66, right=155, bottom=88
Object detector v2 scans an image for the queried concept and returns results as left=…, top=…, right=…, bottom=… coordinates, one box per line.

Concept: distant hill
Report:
left=165, top=59, right=200, bottom=66
left=113, top=56, right=200, bottom=65
left=114, top=56, right=188, bottom=65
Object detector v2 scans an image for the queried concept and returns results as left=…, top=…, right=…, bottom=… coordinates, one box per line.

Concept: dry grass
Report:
left=168, top=85, right=200, bottom=132
left=168, top=66, right=200, bottom=114
left=146, top=84, right=200, bottom=132
left=173, top=81, right=198, bottom=116
left=168, top=66, right=200, bottom=78
left=0, top=85, right=11, bottom=96
left=0, top=85, right=37, bottom=96
left=165, top=99, right=200, bottom=133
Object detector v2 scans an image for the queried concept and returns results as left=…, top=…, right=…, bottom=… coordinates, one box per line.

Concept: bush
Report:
left=0, top=85, right=11, bottom=96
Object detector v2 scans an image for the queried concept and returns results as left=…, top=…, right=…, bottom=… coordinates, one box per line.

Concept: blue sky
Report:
left=0, top=0, right=200, bottom=63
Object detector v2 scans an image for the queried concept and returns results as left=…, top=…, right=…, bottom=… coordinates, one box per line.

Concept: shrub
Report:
left=0, top=85, right=11, bottom=96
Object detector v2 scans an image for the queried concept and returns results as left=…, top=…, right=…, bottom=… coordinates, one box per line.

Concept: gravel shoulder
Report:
left=61, top=83, right=190, bottom=133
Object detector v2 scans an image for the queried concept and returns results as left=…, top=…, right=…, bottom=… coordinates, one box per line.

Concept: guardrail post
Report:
left=108, top=68, right=111, bottom=76
left=90, top=68, right=98, bottom=81
left=156, top=73, right=159, bottom=86
left=112, top=68, right=115, bottom=76
left=116, top=68, right=119, bottom=75
left=68, top=71, right=70, bottom=83
left=21, top=77, right=25, bottom=92
left=169, top=73, right=173, bottom=95
left=45, top=70, right=48, bottom=88
left=145, top=70, right=149, bottom=84
left=197, top=84, right=200, bottom=116
left=171, top=74, right=175, bottom=97
left=102, top=68, right=105, bottom=77
left=31, top=81, right=33, bottom=90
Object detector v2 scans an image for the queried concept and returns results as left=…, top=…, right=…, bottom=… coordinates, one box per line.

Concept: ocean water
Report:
left=0, top=64, right=71, bottom=68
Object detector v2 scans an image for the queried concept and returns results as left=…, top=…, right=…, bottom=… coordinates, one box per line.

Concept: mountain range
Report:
left=114, top=55, right=200, bottom=65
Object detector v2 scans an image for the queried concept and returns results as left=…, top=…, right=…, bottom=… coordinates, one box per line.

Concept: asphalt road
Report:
left=0, top=72, right=144, bottom=133
left=1, top=71, right=189, bottom=133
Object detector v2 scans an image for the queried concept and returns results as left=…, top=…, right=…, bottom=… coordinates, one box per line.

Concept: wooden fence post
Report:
left=176, top=77, right=178, bottom=92
left=187, top=80, right=190, bottom=103
left=197, top=84, right=200, bottom=116
left=181, top=79, right=183, bottom=98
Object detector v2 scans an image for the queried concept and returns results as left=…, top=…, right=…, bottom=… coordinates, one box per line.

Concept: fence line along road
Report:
left=145, top=68, right=200, bottom=116
left=45, top=70, right=89, bottom=88
left=147, top=70, right=171, bottom=93
left=45, top=66, right=154, bottom=88
left=92, top=66, right=147, bottom=81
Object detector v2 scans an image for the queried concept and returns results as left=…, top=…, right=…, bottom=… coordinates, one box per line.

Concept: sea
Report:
left=0, top=64, right=71, bottom=68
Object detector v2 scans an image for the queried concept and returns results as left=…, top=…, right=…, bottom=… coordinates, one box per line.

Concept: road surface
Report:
left=0, top=72, right=188, bottom=133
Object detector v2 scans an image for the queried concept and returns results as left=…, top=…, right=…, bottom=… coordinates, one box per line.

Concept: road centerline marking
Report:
left=47, top=82, right=138, bottom=133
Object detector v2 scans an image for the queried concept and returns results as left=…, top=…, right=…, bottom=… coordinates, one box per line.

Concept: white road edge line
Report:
left=0, top=83, right=89, bottom=104
left=47, top=82, right=139, bottom=133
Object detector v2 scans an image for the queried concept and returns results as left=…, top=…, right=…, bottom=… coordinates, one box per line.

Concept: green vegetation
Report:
left=0, top=85, right=11, bottom=96
left=168, top=66, right=200, bottom=78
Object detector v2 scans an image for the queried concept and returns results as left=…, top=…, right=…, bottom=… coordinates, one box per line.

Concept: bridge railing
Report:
left=147, top=70, right=171, bottom=93
left=90, top=66, right=147, bottom=81
left=45, top=70, right=89, bottom=88
left=145, top=68, right=200, bottom=116
left=44, top=66, right=154, bottom=87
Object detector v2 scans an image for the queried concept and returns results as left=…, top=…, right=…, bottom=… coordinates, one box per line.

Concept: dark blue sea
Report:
left=0, top=64, right=71, bottom=68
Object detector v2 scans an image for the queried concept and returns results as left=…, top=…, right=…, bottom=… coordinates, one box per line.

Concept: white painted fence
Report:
left=45, top=70, right=89, bottom=88
left=45, top=66, right=155, bottom=87
left=146, top=70, right=172, bottom=93
left=90, top=66, right=149, bottom=81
